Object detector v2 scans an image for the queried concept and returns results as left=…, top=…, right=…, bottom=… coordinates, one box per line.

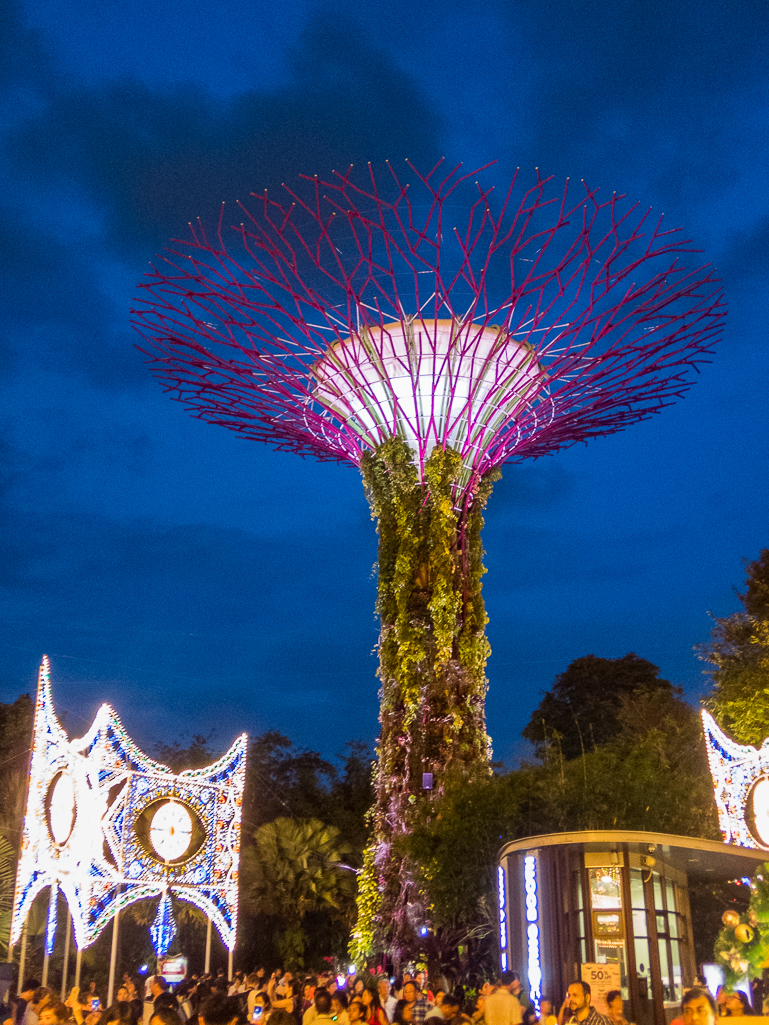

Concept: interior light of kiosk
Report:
left=524, top=855, right=542, bottom=1014
left=498, top=864, right=508, bottom=958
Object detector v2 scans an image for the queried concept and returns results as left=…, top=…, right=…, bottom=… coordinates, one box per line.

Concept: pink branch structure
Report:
left=134, top=161, right=725, bottom=497
left=133, top=161, right=725, bottom=963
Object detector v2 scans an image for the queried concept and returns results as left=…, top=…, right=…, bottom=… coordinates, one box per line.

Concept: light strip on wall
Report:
left=498, top=864, right=508, bottom=971
left=524, top=854, right=542, bottom=1014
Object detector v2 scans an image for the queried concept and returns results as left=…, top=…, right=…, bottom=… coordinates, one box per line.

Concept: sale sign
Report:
left=580, top=964, right=621, bottom=1014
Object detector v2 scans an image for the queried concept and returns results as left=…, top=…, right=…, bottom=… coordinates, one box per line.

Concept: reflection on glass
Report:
left=666, top=879, right=677, bottom=913
left=632, top=909, right=648, bottom=937
left=630, top=869, right=645, bottom=909
left=653, top=875, right=664, bottom=910
left=590, top=867, right=622, bottom=909
left=595, top=912, right=622, bottom=935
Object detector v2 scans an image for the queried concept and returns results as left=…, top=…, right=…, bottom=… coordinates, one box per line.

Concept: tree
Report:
left=398, top=680, right=719, bottom=980
left=701, top=549, right=769, bottom=744
left=522, top=653, right=675, bottom=760
left=241, top=817, right=355, bottom=970
left=153, top=733, right=217, bottom=771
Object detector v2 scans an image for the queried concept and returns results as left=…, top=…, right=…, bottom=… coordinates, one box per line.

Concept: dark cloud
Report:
left=7, top=13, right=442, bottom=256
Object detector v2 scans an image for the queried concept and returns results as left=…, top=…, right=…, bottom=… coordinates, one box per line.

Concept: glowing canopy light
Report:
left=313, top=321, right=545, bottom=490
left=11, top=657, right=247, bottom=952
left=701, top=710, right=769, bottom=849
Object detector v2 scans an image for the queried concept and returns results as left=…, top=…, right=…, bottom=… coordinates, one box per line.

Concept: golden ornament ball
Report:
left=735, top=923, right=755, bottom=944
left=722, top=909, right=741, bottom=928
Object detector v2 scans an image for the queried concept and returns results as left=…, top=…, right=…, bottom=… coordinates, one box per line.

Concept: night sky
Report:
left=1, top=0, right=768, bottom=765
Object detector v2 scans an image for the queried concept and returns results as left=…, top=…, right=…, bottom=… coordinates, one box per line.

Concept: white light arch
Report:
left=11, top=658, right=247, bottom=952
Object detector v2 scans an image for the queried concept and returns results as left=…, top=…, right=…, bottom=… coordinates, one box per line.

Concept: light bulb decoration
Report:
left=701, top=710, right=769, bottom=849
left=11, top=658, right=246, bottom=952
left=150, top=889, right=178, bottom=956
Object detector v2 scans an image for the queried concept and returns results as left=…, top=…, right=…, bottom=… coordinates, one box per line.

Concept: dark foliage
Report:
left=522, top=653, right=675, bottom=760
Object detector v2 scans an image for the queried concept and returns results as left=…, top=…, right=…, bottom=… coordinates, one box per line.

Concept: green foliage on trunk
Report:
left=701, top=549, right=769, bottom=744
left=357, top=437, right=497, bottom=963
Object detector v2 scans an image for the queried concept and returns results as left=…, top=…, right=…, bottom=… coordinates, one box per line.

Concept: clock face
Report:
left=149, top=801, right=193, bottom=862
left=48, top=772, right=76, bottom=846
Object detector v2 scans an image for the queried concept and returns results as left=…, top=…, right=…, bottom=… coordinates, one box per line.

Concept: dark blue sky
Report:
left=1, top=0, right=767, bottom=764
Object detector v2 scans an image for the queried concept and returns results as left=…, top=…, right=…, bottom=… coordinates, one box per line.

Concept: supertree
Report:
left=133, top=161, right=725, bottom=965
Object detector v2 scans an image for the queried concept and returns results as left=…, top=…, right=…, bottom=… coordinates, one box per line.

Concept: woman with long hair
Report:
left=391, top=1003, right=412, bottom=1025
left=360, top=990, right=387, bottom=1025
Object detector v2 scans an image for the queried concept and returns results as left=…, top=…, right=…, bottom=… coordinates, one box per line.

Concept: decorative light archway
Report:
left=11, top=657, right=247, bottom=953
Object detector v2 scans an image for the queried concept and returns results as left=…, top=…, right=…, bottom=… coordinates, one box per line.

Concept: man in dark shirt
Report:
left=562, top=983, right=610, bottom=1025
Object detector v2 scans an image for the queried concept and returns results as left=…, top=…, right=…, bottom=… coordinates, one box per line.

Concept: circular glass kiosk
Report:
left=497, top=831, right=766, bottom=1025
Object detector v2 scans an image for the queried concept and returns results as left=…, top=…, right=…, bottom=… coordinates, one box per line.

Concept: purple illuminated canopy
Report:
left=133, top=161, right=725, bottom=496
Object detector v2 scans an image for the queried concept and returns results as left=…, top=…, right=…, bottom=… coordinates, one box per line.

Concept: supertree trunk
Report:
left=353, top=437, right=497, bottom=962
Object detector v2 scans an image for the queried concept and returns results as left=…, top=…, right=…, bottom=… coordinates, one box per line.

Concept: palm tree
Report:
left=0, top=834, right=15, bottom=958
left=242, top=818, right=355, bottom=969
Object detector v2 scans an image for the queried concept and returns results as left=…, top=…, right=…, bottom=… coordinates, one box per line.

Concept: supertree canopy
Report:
left=133, top=161, right=725, bottom=964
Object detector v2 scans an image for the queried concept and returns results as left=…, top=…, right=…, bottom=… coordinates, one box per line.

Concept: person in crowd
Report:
left=352, top=987, right=365, bottom=1003
left=384, top=984, right=401, bottom=1024
left=401, top=985, right=431, bottom=1025
left=150, top=1011, right=182, bottom=1025
left=682, top=990, right=718, bottom=1025
left=471, top=994, right=485, bottom=1025
left=14, top=981, right=41, bottom=1025
left=561, top=983, right=609, bottom=1025
left=304, top=991, right=328, bottom=1025
left=438, top=995, right=468, bottom=1025
left=155, top=995, right=180, bottom=1017
left=308, top=994, right=335, bottom=1025
left=330, top=993, right=349, bottom=1025
left=301, top=983, right=318, bottom=1018
left=248, top=985, right=270, bottom=1021
left=38, top=1003, right=68, bottom=1025
left=391, top=1003, right=412, bottom=1025
left=725, top=994, right=754, bottom=1017
left=715, top=991, right=727, bottom=1018
left=484, top=975, right=522, bottom=1025
left=197, top=997, right=239, bottom=1025
left=538, top=1000, right=557, bottom=1025
left=376, top=983, right=391, bottom=1024
left=360, top=990, right=387, bottom=1025
left=605, top=993, right=627, bottom=1025
left=348, top=1005, right=366, bottom=1025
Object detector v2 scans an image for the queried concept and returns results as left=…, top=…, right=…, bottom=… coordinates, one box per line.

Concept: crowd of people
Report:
left=0, top=967, right=748, bottom=1025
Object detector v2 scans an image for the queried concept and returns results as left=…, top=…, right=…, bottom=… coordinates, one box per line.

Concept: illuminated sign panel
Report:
left=11, top=658, right=247, bottom=952
left=701, top=710, right=769, bottom=850
left=524, top=854, right=542, bottom=1013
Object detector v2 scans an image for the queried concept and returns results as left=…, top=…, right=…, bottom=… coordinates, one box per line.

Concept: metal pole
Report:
left=204, top=917, right=212, bottom=974
left=107, top=910, right=120, bottom=1006
left=18, top=921, right=28, bottom=992
left=60, top=907, right=72, bottom=1000
left=228, top=948, right=233, bottom=981
left=75, top=946, right=82, bottom=991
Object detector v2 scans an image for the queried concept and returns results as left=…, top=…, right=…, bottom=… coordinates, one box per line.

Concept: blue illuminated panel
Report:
left=498, top=864, right=508, bottom=971
left=524, top=855, right=542, bottom=1013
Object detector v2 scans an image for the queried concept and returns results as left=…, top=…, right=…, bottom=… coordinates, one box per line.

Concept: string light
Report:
left=702, top=710, right=769, bottom=849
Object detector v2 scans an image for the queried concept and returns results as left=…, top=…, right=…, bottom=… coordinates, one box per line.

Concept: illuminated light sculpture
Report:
left=133, top=161, right=725, bottom=960
left=11, top=657, right=247, bottom=956
left=150, top=890, right=178, bottom=956
left=701, top=710, right=769, bottom=850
